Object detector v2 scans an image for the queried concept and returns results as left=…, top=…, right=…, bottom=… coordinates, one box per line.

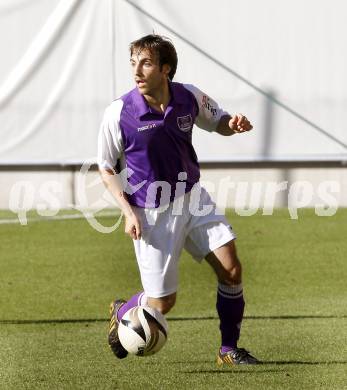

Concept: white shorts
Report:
left=132, top=185, right=236, bottom=298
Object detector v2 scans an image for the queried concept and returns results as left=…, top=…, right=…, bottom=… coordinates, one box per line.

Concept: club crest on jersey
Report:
left=177, top=114, right=193, bottom=132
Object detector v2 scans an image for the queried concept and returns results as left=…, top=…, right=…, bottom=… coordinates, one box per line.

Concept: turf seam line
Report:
left=0, top=211, right=121, bottom=224
left=1, top=314, right=346, bottom=325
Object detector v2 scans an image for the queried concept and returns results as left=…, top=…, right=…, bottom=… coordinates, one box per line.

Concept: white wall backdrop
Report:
left=0, top=0, right=346, bottom=164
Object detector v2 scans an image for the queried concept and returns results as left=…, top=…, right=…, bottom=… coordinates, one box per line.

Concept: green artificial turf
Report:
left=0, top=209, right=346, bottom=389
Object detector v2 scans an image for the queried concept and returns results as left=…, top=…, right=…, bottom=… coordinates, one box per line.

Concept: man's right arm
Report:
left=99, top=168, right=142, bottom=240
left=98, top=102, right=141, bottom=240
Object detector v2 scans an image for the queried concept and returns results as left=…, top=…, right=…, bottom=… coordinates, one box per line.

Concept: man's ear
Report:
left=162, top=64, right=171, bottom=78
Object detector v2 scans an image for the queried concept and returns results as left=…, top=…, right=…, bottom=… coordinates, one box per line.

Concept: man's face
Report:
left=130, top=49, right=169, bottom=95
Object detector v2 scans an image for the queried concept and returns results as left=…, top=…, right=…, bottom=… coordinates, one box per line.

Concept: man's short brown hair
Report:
left=130, top=34, right=178, bottom=80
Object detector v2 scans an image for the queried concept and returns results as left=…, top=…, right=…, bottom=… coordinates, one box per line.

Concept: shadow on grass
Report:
left=174, top=360, right=347, bottom=365
left=262, top=361, right=347, bottom=365
left=1, top=314, right=346, bottom=325
left=183, top=369, right=284, bottom=374
left=142, top=360, right=347, bottom=367
left=181, top=360, right=347, bottom=374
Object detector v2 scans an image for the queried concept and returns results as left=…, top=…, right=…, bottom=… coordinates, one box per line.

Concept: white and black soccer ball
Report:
left=118, top=306, right=168, bottom=356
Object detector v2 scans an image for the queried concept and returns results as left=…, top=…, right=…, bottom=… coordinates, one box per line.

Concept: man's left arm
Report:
left=216, top=114, right=253, bottom=136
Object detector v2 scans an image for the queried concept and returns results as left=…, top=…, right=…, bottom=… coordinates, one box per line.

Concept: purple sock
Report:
left=117, top=291, right=145, bottom=321
left=216, top=283, right=245, bottom=352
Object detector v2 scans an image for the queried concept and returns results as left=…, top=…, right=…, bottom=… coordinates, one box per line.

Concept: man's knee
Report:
left=148, top=293, right=176, bottom=314
left=206, top=240, right=243, bottom=285
left=220, top=260, right=242, bottom=285
left=224, top=261, right=242, bottom=285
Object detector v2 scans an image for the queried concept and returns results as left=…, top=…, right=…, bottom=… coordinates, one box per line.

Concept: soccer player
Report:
left=98, top=34, right=259, bottom=365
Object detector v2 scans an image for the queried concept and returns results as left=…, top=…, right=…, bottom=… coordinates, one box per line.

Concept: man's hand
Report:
left=124, top=211, right=142, bottom=240
left=216, top=114, right=253, bottom=136
left=229, top=114, right=253, bottom=133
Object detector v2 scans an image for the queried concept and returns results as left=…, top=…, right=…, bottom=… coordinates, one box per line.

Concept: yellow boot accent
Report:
left=217, top=355, right=224, bottom=366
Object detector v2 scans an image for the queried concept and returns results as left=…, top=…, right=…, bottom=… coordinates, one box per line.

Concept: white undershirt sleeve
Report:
left=183, top=84, right=229, bottom=132
left=97, top=100, right=124, bottom=170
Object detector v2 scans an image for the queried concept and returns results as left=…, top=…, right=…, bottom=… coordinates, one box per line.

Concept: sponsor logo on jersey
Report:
left=137, top=123, right=156, bottom=132
left=177, top=114, right=193, bottom=132
left=202, top=95, right=217, bottom=116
